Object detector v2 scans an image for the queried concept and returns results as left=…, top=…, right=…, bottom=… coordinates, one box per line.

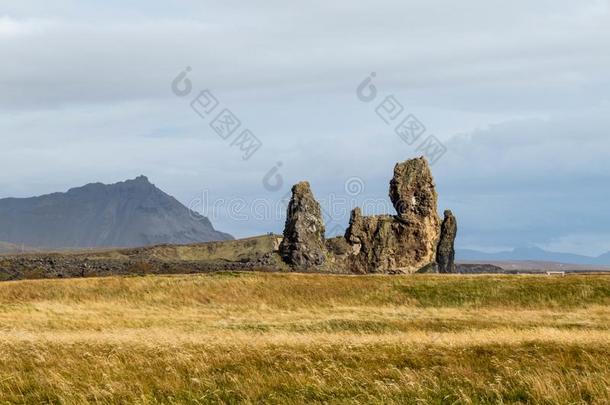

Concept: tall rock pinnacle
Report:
left=279, top=182, right=326, bottom=267
left=436, top=210, right=457, bottom=273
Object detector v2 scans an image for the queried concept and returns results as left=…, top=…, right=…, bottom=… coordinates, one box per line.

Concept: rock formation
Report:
left=389, top=157, right=438, bottom=221
left=436, top=210, right=457, bottom=273
left=279, top=182, right=326, bottom=267
left=345, top=157, right=441, bottom=273
left=278, top=157, right=453, bottom=274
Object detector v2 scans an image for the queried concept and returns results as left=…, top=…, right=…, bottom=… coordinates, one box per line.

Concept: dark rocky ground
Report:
left=0, top=255, right=278, bottom=281
left=0, top=235, right=282, bottom=281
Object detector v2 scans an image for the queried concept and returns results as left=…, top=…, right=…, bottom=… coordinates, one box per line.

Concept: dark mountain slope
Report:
left=0, top=176, right=232, bottom=249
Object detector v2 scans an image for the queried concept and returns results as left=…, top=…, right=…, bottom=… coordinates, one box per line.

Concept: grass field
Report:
left=0, top=273, right=609, bottom=404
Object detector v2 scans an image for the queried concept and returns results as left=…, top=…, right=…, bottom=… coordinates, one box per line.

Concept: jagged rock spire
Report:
left=279, top=182, right=326, bottom=267
left=437, top=210, right=457, bottom=273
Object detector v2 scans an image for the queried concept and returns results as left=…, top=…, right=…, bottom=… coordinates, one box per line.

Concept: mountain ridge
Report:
left=457, top=246, right=610, bottom=266
left=0, top=176, right=232, bottom=249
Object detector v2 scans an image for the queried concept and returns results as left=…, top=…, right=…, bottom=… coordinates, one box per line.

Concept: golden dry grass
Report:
left=0, top=272, right=609, bottom=404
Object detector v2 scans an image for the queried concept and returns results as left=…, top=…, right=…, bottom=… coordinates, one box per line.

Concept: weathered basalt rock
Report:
left=279, top=182, right=326, bottom=267
left=436, top=210, right=457, bottom=273
left=345, top=157, right=441, bottom=273
left=389, top=157, right=438, bottom=221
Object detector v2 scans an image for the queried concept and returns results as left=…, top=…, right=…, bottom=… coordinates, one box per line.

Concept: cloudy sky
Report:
left=2, top=0, right=610, bottom=255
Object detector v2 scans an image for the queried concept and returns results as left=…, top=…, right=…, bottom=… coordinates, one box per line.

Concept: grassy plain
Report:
left=0, top=273, right=609, bottom=404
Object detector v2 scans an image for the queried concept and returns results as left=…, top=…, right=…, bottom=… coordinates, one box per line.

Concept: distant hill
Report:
left=0, top=176, right=232, bottom=249
left=0, top=241, right=38, bottom=255
left=457, top=246, right=610, bottom=266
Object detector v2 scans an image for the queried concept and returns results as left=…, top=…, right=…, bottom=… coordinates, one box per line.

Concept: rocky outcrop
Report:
left=279, top=182, right=326, bottom=267
left=436, top=210, right=457, bottom=273
left=345, top=157, right=441, bottom=273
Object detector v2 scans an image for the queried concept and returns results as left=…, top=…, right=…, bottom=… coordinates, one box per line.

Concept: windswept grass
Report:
left=0, top=273, right=609, bottom=403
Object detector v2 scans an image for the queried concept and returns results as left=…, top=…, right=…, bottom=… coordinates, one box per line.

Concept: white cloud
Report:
left=540, top=233, right=610, bottom=257
left=0, top=15, right=48, bottom=37
left=1, top=1, right=610, bottom=251
left=1, top=1, right=609, bottom=110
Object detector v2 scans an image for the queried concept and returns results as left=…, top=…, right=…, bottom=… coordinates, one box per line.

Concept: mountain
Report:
left=457, top=246, right=610, bottom=266
left=0, top=241, right=38, bottom=254
left=0, top=176, right=232, bottom=249
left=594, top=251, right=610, bottom=265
